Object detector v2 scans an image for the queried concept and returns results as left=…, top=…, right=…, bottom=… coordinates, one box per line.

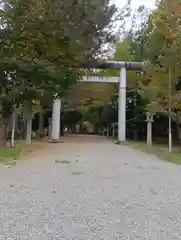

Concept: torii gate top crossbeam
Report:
left=85, top=60, right=144, bottom=70
left=102, top=61, right=144, bottom=70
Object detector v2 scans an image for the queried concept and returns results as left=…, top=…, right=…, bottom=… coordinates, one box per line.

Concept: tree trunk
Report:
left=48, top=118, right=52, bottom=141
left=26, top=119, right=32, bottom=144
left=93, top=125, right=98, bottom=134
left=79, top=115, right=84, bottom=133
left=0, top=108, right=11, bottom=147
left=112, top=125, right=116, bottom=138
left=60, top=116, right=64, bottom=136
left=25, top=108, right=32, bottom=144
left=15, top=113, right=19, bottom=138
left=102, top=127, right=105, bottom=136
left=176, top=124, right=181, bottom=143
left=168, top=114, right=172, bottom=153
left=107, top=126, right=109, bottom=137
left=133, top=125, right=138, bottom=140
left=10, top=111, right=16, bottom=148
left=38, top=109, right=44, bottom=138
left=0, top=119, right=5, bottom=148
left=20, top=116, right=26, bottom=140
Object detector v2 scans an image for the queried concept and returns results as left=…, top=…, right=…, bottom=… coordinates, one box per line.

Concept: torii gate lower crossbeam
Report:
left=81, top=68, right=126, bottom=142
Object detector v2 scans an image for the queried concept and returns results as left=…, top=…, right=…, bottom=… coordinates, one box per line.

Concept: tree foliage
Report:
left=0, top=0, right=119, bottom=145
left=137, top=0, right=181, bottom=119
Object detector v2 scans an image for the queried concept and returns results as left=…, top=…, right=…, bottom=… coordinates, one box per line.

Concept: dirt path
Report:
left=0, top=135, right=181, bottom=239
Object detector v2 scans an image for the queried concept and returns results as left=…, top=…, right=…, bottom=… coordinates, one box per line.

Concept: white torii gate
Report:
left=51, top=61, right=143, bottom=143
left=80, top=72, right=126, bottom=142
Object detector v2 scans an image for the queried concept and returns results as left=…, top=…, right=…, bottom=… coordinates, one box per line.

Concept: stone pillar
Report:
left=146, top=115, right=153, bottom=146
left=51, top=99, right=61, bottom=141
left=118, top=67, right=126, bottom=142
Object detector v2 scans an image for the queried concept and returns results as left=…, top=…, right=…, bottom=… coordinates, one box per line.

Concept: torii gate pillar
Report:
left=51, top=98, right=61, bottom=141
left=118, top=67, right=126, bottom=142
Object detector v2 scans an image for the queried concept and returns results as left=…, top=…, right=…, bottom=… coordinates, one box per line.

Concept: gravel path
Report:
left=0, top=135, right=181, bottom=239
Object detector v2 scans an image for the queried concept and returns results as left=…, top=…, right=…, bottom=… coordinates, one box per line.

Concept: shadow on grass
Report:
left=129, top=141, right=181, bottom=165
left=55, top=160, right=71, bottom=164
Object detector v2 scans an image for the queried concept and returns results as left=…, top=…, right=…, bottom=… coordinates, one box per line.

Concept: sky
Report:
left=112, top=0, right=155, bottom=10
left=111, top=0, right=156, bottom=31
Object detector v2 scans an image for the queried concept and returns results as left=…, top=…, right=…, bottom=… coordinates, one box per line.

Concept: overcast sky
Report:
left=112, top=0, right=155, bottom=10
left=111, top=0, right=155, bottom=31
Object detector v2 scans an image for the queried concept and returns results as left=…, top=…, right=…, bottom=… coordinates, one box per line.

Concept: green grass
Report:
left=129, top=141, right=181, bottom=165
left=0, top=146, right=22, bottom=165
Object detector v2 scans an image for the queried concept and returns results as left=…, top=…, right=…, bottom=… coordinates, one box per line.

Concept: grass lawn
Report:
left=129, top=141, right=181, bottom=165
left=0, top=138, right=48, bottom=166
left=0, top=145, right=22, bottom=165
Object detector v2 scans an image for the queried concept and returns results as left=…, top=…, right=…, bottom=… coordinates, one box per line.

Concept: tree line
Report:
left=1, top=0, right=180, bottom=151
left=69, top=0, right=181, bottom=151
left=0, top=0, right=125, bottom=147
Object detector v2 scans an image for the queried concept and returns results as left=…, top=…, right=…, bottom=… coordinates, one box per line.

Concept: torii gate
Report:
left=51, top=61, right=144, bottom=143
